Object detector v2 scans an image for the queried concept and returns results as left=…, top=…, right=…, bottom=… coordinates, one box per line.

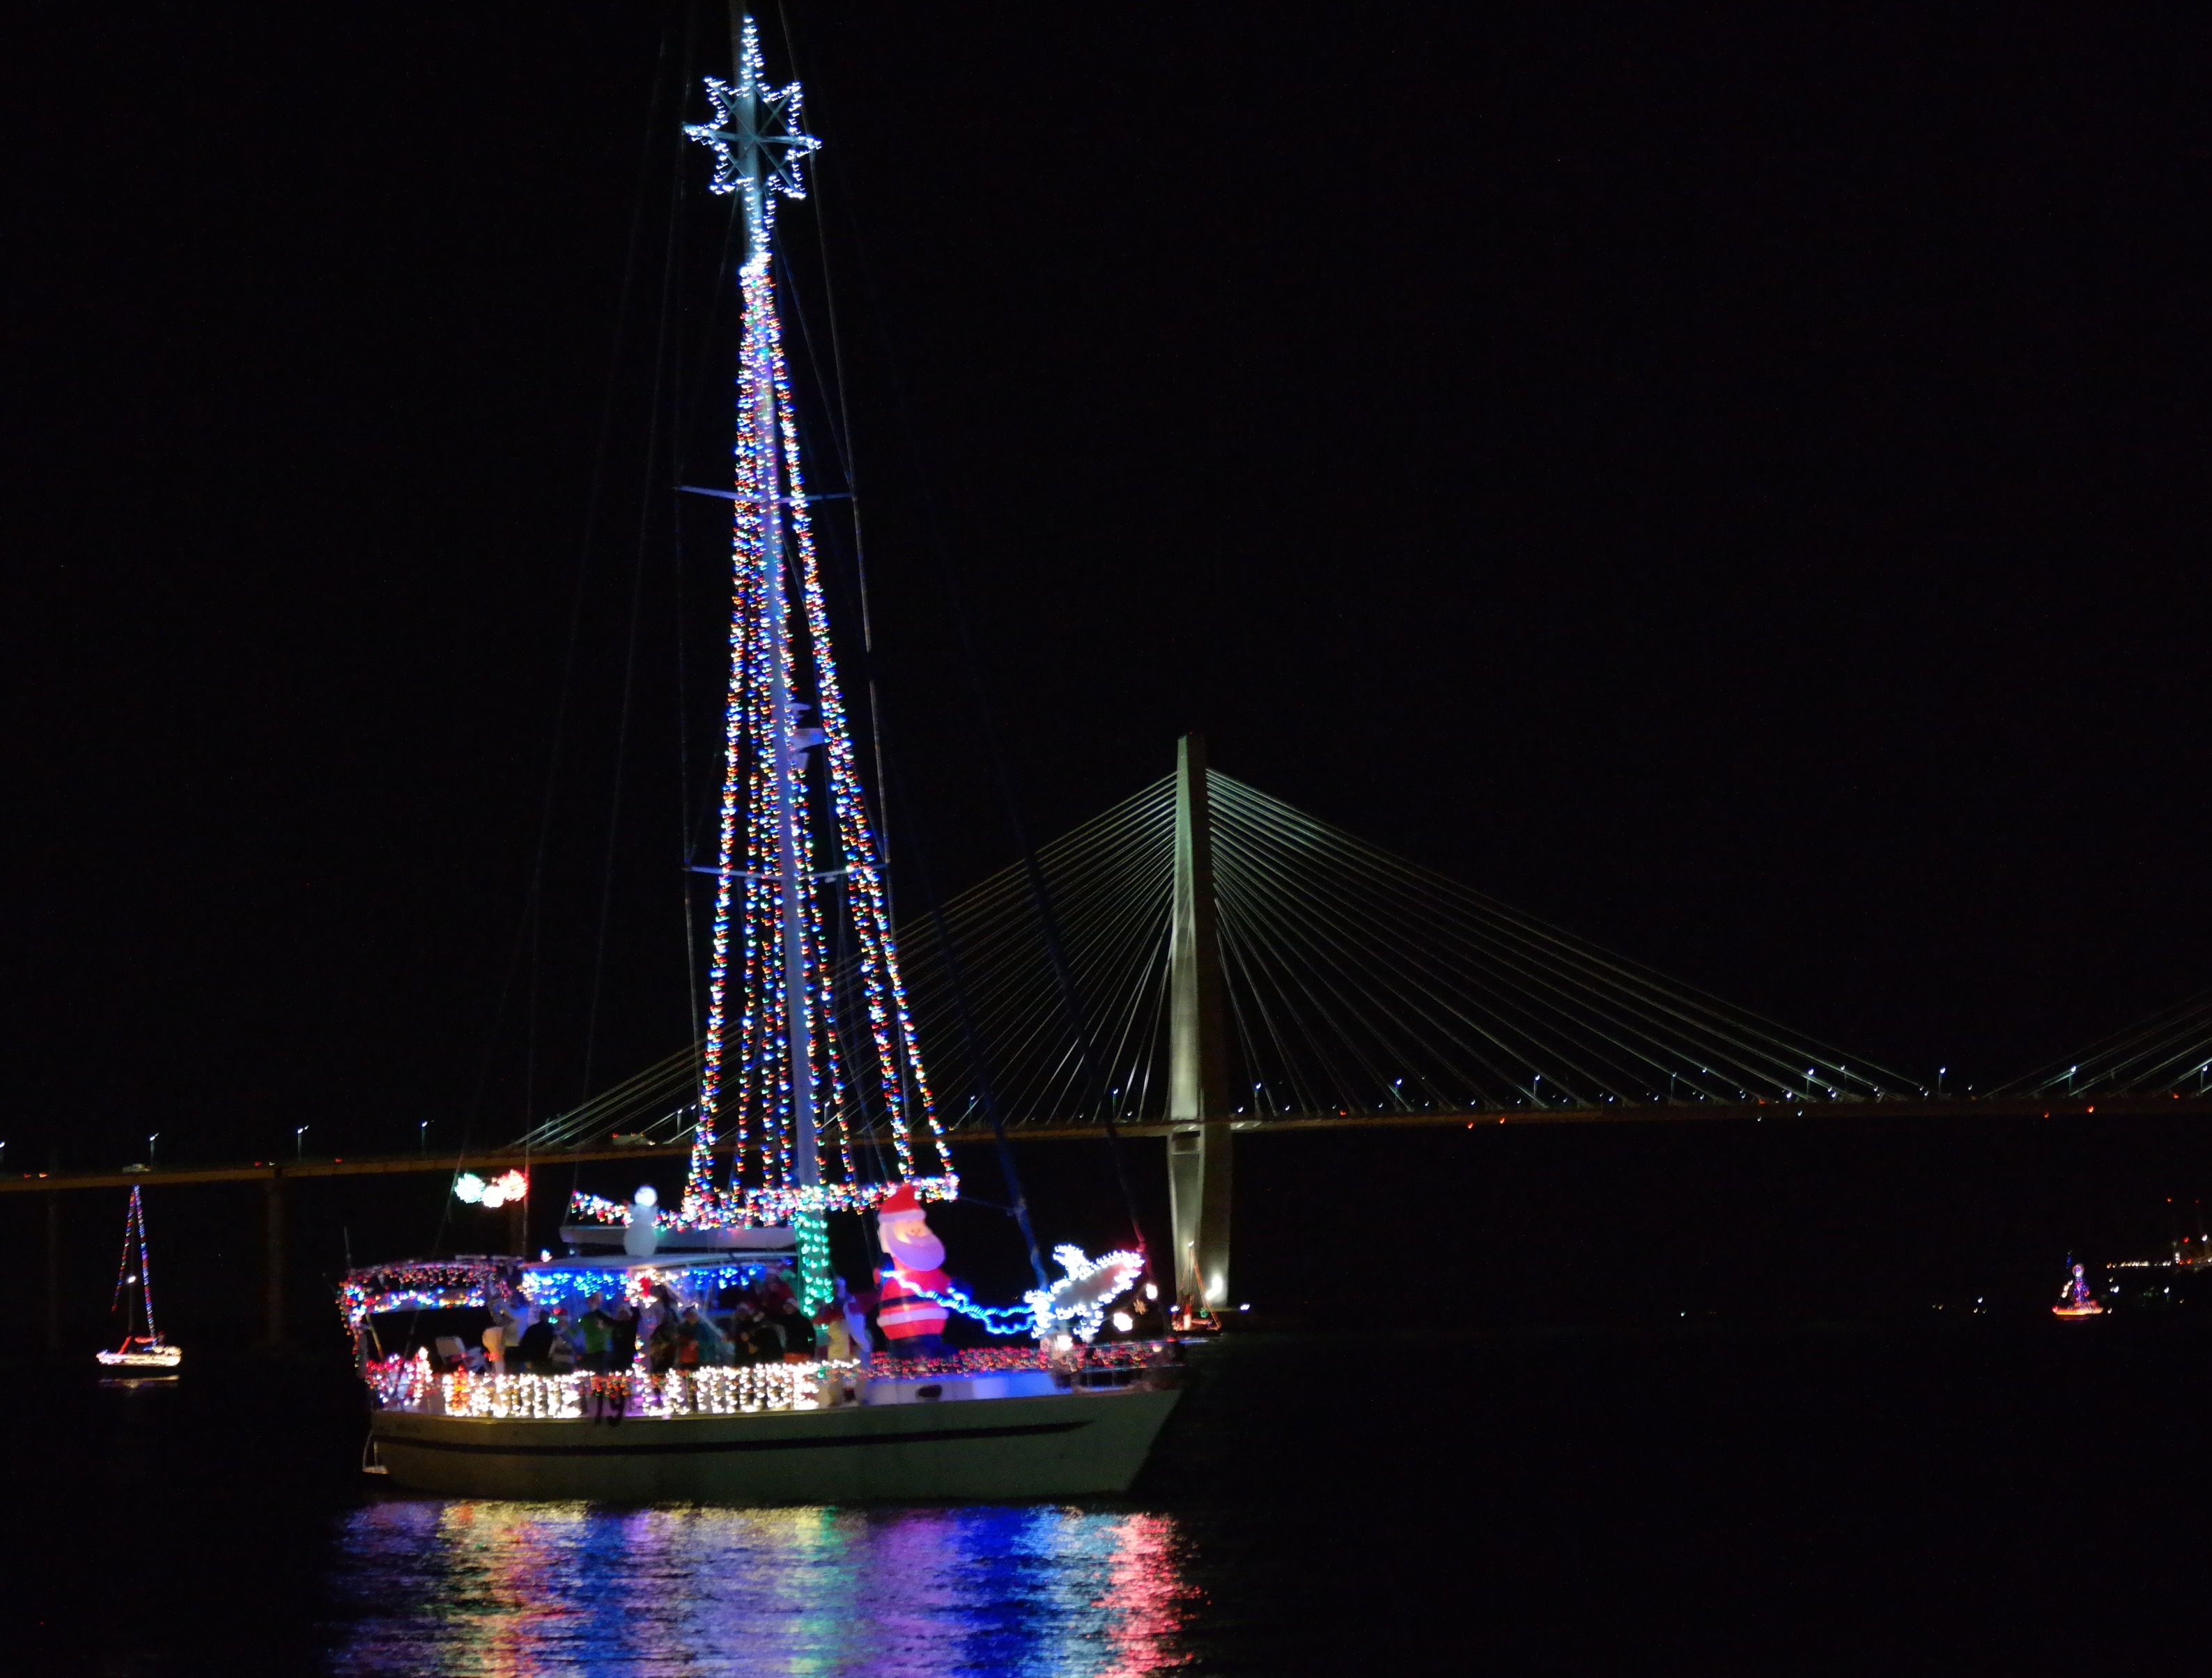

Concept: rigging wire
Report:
left=891, top=769, right=1912, bottom=1125
left=579, top=31, right=689, bottom=1116
left=814, top=182, right=1154, bottom=1249
left=565, top=12, right=697, bottom=1223
left=768, top=3, right=890, bottom=879
left=669, top=2, right=713, bottom=1059
left=760, top=2, right=1143, bottom=1247
left=441, top=15, right=678, bottom=1262
left=883, top=751, right=1049, bottom=1288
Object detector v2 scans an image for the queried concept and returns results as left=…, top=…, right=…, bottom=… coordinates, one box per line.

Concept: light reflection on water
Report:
left=326, top=1500, right=1194, bottom=1677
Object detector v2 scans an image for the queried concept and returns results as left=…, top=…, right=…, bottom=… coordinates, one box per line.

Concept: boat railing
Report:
left=867, top=1341, right=1181, bottom=1382
left=368, top=1353, right=847, bottom=1419
left=366, top=1339, right=1183, bottom=1419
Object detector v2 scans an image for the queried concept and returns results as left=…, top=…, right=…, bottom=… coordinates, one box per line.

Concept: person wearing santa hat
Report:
left=874, top=1183, right=952, bottom=1357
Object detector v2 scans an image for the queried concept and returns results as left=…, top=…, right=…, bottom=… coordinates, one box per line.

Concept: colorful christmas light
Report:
left=863, top=1341, right=1176, bottom=1379
left=895, top=1245, right=1147, bottom=1343
left=363, top=1344, right=1176, bottom=1416
left=1024, top=1246, right=1146, bottom=1344
left=339, top=1258, right=511, bottom=1330
left=513, top=1261, right=794, bottom=1316
left=454, top=1169, right=527, bottom=1209
left=415, top=1364, right=839, bottom=1420
left=898, top=1280, right=1040, bottom=1339
left=614, top=28, right=955, bottom=1291
left=568, top=1175, right=960, bottom=1233
left=108, top=1184, right=162, bottom=1349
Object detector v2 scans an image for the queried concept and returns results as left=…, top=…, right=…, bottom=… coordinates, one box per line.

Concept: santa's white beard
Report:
left=886, top=1236, right=944, bottom=1271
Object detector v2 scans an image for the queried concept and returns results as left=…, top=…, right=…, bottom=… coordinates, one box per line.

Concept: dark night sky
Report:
left=5, top=5, right=2210, bottom=1172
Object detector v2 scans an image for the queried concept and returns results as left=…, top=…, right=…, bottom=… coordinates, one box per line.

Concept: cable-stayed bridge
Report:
left=894, top=748, right=1909, bottom=1127
left=518, top=735, right=1931, bottom=1309
left=1995, top=992, right=2212, bottom=1101
left=528, top=739, right=1914, bottom=1141
left=7, top=734, right=2209, bottom=1343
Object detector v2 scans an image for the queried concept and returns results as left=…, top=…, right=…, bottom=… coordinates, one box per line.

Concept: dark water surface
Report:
left=6, top=1325, right=2210, bottom=1674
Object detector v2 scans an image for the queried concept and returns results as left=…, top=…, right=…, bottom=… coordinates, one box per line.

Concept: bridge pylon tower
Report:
left=1166, top=732, right=1235, bottom=1318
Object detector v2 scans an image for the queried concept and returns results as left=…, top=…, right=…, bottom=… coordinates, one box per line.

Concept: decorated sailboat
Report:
left=97, top=1185, right=182, bottom=1376
left=2052, top=1258, right=2105, bottom=1319
left=345, top=15, right=1177, bottom=1500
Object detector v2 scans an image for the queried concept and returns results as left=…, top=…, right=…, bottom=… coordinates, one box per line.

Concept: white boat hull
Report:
left=368, top=1385, right=1180, bottom=1502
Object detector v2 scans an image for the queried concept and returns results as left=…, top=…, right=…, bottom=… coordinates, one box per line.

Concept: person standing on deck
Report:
left=610, top=1296, right=640, bottom=1371
left=769, top=1291, right=815, bottom=1361
left=481, top=1289, right=524, bottom=1375
left=514, top=1307, right=554, bottom=1373
left=815, top=1295, right=853, bottom=1362
left=874, top=1185, right=951, bottom=1358
left=841, top=1275, right=875, bottom=1367
left=578, top=1294, right=613, bottom=1372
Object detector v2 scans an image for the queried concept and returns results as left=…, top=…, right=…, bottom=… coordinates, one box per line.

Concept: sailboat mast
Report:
left=665, top=6, right=952, bottom=1299
left=136, top=1186, right=157, bottom=1343
left=731, top=8, right=823, bottom=1197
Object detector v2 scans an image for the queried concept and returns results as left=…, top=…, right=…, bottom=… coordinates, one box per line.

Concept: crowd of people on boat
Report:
left=398, top=1183, right=1172, bottom=1380
left=453, top=1270, right=870, bottom=1379
left=425, top=1256, right=1170, bottom=1380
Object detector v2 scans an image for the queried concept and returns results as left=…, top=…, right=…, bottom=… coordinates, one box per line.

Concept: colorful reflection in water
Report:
left=325, top=1500, right=1193, bottom=1676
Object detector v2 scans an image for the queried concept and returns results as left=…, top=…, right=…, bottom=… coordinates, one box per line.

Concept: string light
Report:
left=454, top=1169, right=527, bottom=1209
left=109, top=1186, right=157, bottom=1327
left=343, top=1254, right=847, bottom=1339
left=513, top=1261, right=794, bottom=1316
left=897, top=1281, right=1038, bottom=1339
left=364, top=1345, right=1175, bottom=1414
left=95, top=1344, right=181, bottom=1369
left=872, top=1247, right=1144, bottom=1344
left=569, top=1175, right=960, bottom=1234
left=1025, top=1246, right=1146, bottom=1344
left=340, top=1259, right=523, bottom=1330
left=680, top=17, right=819, bottom=268
left=396, top=1363, right=839, bottom=1420
left=868, top=1341, right=1173, bottom=1379
left=792, top=1210, right=832, bottom=1314
left=100, top=1187, right=180, bottom=1367
left=575, top=31, right=952, bottom=1286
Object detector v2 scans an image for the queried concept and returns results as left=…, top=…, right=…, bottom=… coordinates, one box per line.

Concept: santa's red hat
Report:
left=877, top=1183, right=925, bottom=1223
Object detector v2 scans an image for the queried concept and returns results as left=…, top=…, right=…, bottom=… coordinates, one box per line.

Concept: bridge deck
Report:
left=2, top=1095, right=2199, bottom=1196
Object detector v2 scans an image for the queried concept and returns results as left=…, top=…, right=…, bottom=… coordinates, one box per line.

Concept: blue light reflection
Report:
left=326, top=1500, right=1192, bottom=1676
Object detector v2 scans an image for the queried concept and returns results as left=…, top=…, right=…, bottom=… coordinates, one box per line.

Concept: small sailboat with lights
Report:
left=345, top=15, right=1176, bottom=1500
left=2052, top=1258, right=2105, bottom=1319
left=97, top=1185, right=182, bottom=1378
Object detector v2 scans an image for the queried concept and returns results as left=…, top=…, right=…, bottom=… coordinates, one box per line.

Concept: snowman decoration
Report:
left=874, top=1185, right=952, bottom=1357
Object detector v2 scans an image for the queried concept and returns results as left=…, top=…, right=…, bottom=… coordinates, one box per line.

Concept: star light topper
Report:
left=683, top=16, right=820, bottom=267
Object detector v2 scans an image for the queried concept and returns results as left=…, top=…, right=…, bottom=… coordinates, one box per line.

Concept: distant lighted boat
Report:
left=97, top=1185, right=183, bottom=1375
left=2052, top=1258, right=2104, bottom=1320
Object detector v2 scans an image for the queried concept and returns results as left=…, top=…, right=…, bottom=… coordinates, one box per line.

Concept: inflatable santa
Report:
left=874, top=1183, right=951, bottom=1356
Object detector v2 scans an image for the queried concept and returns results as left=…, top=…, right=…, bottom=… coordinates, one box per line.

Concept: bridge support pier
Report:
left=45, top=1182, right=61, bottom=1355
left=264, top=1169, right=287, bottom=1346
left=1166, top=734, right=1234, bottom=1317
